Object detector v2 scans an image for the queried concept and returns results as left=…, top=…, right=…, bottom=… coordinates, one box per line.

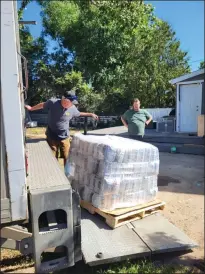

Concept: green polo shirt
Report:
left=122, top=109, right=151, bottom=136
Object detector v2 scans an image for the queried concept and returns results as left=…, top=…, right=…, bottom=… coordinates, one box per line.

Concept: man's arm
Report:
left=80, top=112, right=98, bottom=120
left=121, top=116, right=128, bottom=128
left=25, top=103, right=45, bottom=111
left=145, top=111, right=152, bottom=125
left=25, top=99, right=53, bottom=112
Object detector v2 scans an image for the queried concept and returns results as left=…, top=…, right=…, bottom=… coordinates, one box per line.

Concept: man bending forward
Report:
left=25, top=91, right=98, bottom=165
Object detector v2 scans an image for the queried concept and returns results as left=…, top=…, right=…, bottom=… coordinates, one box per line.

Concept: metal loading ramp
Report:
left=81, top=210, right=198, bottom=266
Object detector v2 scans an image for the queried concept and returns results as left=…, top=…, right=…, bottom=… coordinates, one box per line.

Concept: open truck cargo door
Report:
left=81, top=210, right=198, bottom=266
left=1, top=0, right=28, bottom=224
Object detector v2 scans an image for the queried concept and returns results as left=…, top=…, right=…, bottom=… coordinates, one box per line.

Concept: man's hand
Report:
left=121, top=117, right=128, bottom=128
left=25, top=105, right=32, bottom=111
left=145, top=117, right=152, bottom=126
left=91, top=113, right=99, bottom=120
left=123, top=122, right=128, bottom=128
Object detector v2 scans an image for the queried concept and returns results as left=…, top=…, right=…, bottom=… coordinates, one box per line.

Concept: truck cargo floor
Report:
left=81, top=210, right=198, bottom=266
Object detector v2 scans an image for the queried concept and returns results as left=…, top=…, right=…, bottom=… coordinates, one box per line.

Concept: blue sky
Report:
left=18, top=0, right=204, bottom=71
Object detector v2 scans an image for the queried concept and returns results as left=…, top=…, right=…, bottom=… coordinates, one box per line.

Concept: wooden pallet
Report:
left=80, top=199, right=166, bottom=229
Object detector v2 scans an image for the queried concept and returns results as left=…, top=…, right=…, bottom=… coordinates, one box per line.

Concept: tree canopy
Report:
left=19, top=0, right=190, bottom=114
left=19, top=21, right=96, bottom=111
left=199, top=61, right=205, bottom=69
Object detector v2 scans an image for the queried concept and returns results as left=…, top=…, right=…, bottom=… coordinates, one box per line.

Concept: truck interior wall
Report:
left=1, top=105, right=9, bottom=199
left=1, top=1, right=27, bottom=223
left=13, top=1, right=26, bottom=138
left=1, top=100, right=11, bottom=223
left=1, top=1, right=20, bottom=207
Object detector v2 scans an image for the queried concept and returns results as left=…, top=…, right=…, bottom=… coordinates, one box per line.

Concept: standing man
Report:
left=25, top=91, right=98, bottom=165
left=121, top=98, right=152, bottom=140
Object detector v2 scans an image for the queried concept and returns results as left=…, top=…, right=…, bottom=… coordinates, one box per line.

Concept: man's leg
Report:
left=128, top=134, right=143, bottom=141
left=137, top=135, right=143, bottom=141
left=60, top=138, right=71, bottom=166
left=47, top=137, right=59, bottom=159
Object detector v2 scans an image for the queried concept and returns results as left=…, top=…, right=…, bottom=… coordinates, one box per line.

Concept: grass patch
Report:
left=0, top=249, right=34, bottom=272
left=96, top=260, right=190, bottom=274
left=26, top=127, right=83, bottom=138
left=26, top=127, right=46, bottom=135
left=57, top=259, right=192, bottom=274
left=1, top=251, right=194, bottom=274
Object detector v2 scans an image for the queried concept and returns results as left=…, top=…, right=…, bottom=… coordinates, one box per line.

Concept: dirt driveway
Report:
left=157, top=152, right=204, bottom=266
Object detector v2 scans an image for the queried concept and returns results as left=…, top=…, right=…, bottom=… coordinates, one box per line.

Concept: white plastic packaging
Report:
left=65, top=133, right=159, bottom=210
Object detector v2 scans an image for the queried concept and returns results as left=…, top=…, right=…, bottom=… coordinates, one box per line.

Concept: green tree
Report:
left=54, top=70, right=104, bottom=112
left=41, top=0, right=190, bottom=113
left=122, top=20, right=190, bottom=107
left=199, top=61, right=205, bottom=69
left=19, top=0, right=103, bottom=112
left=19, top=0, right=190, bottom=113
left=19, top=26, right=51, bottom=103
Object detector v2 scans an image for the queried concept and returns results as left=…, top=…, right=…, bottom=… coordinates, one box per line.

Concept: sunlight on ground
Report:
left=26, top=127, right=83, bottom=137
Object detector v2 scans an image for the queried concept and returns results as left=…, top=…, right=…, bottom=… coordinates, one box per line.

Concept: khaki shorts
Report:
left=47, top=137, right=70, bottom=162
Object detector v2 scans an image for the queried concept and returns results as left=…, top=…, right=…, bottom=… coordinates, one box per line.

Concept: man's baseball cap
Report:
left=63, top=91, right=79, bottom=105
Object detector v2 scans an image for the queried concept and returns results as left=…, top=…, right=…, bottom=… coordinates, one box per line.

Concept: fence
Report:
left=29, top=108, right=173, bottom=127
left=145, top=108, right=173, bottom=122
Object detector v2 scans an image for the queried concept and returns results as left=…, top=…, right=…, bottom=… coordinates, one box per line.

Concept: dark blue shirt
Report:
left=43, top=99, right=80, bottom=140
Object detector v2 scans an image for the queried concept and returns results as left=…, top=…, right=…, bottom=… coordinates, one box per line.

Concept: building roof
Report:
left=169, top=68, right=204, bottom=85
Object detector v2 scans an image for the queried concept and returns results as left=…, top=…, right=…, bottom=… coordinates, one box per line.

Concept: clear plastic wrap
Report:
left=65, top=133, right=159, bottom=210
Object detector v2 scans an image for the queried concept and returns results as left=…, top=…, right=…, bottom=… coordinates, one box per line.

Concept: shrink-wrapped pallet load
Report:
left=65, top=133, right=159, bottom=211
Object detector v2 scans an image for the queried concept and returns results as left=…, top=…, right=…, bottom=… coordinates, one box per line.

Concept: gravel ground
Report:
left=157, top=153, right=204, bottom=267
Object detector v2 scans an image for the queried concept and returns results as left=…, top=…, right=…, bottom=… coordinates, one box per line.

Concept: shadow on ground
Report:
left=158, top=175, right=181, bottom=186
left=158, top=153, right=204, bottom=195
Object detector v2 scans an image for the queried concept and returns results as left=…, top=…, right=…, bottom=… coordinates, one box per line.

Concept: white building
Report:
left=170, top=69, right=204, bottom=133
